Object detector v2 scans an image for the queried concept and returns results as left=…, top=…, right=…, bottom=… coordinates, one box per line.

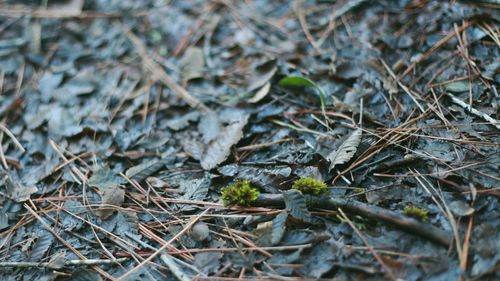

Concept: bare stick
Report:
left=0, top=258, right=129, bottom=268
left=24, top=204, right=117, bottom=280
left=160, top=254, right=194, bottom=281
left=0, top=123, right=25, bottom=153
left=446, top=92, right=500, bottom=130
left=116, top=208, right=210, bottom=281
left=338, top=208, right=397, bottom=281
left=380, top=59, right=425, bottom=112
left=251, top=193, right=452, bottom=246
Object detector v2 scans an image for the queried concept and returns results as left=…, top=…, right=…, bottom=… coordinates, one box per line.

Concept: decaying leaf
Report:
left=180, top=46, right=205, bottom=81
left=327, top=128, right=362, bottom=171
left=47, top=251, right=66, bottom=269
left=89, top=167, right=125, bottom=193
left=29, top=231, right=54, bottom=262
left=1, top=171, right=38, bottom=202
left=125, top=149, right=175, bottom=182
left=70, top=269, right=103, bottom=281
left=283, top=190, right=311, bottom=222
left=200, top=113, right=249, bottom=170
left=271, top=211, right=288, bottom=245
left=96, top=186, right=125, bottom=220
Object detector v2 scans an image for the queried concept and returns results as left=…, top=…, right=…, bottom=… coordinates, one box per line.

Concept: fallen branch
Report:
left=0, top=258, right=128, bottom=268
left=446, top=92, right=500, bottom=130
left=251, top=193, right=452, bottom=246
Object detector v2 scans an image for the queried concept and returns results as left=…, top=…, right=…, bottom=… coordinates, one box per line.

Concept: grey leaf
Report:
left=200, top=113, right=249, bottom=170
left=327, top=128, right=362, bottom=171
left=30, top=231, right=54, bottom=262
left=271, top=211, right=288, bottom=245
left=283, top=190, right=311, bottom=222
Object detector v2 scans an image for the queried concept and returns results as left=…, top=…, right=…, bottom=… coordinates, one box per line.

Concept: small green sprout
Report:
left=403, top=206, right=429, bottom=222
left=221, top=180, right=260, bottom=206
left=291, top=177, right=328, bottom=195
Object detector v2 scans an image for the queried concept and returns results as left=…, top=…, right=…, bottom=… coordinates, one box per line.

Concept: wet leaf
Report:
left=29, top=231, right=54, bottom=262
left=70, top=269, right=103, bottom=281
left=125, top=150, right=175, bottom=182
left=283, top=190, right=311, bottom=222
left=299, top=240, right=338, bottom=278
left=271, top=211, right=288, bottom=245
left=89, top=167, right=126, bottom=192
left=248, top=82, right=271, bottom=103
left=47, top=251, right=66, bottom=269
left=449, top=200, right=474, bottom=217
left=281, top=230, right=317, bottom=245
left=198, top=111, right=221, bottom=144
left=190, top=222, right=210, bottom=241
left=194, top=252, right=223, bottom=275
left=0, top=211, right=8, bottom=230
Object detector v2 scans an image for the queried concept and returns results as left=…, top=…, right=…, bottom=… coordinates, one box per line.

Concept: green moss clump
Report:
left=221, top=180, right=260, bottom=206
left=403, top=206, right=429, bottom=222
left=291, top=177, right=328, bottom=195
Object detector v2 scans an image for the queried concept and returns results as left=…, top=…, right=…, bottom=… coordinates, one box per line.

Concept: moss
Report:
left=291, top=177, right=328, bottom=195
left=353, top=187, right=365, bottom=194
left=221, top=180, right=260, bottom=206
left=403, top=206, right=429, bottom=222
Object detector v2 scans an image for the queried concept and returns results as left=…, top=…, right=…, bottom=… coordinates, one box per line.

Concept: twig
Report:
left=337, top=208, right=397, bottom=281
left=400, top=20, right=474, bottom=78
left=445, top=92, right=500, bottom=130
left=0, top=258, right=129, bottom=268
left=117, top=208, right=211, bottom=281
left=0, top=123, right=25, bottom=153
left=160, top=254, right=203, bottom=281
left=24, top=204, right=117, bottom=280
left=250, top=193, right=452, bottom=246
left=236, top=138, right=294, bottom=151
left=380, top=58, right=425, bottom=112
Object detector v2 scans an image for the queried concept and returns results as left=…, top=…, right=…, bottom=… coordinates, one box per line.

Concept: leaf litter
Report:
left=0, top=0, right=499, bottom=280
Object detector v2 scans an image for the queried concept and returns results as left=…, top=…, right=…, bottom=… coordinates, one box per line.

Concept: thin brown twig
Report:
left=0, top=123, right=25, bottom=153
left=117, top=208, right=211, bottom=281
left=380, top=58, right=424, bottom=112
left=0, top=258, right=129, bottom=268
left=400, top=20, right=474, bottom=78
left=337, top=208, right=398, bottom=281
left=24, top=204, right=117, bottom=280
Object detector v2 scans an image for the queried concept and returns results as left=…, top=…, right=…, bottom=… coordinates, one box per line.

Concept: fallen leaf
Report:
left=2, top=171, right=38, bottom=202
left=248, top=82, right=271, bottom=103
left=179, top=46, right=205, bottom=81
left=200, top=112, right=249, bottom=170
left=96, top=186, right=125, bottom=220
left=327, top=129, right=362, bottom=171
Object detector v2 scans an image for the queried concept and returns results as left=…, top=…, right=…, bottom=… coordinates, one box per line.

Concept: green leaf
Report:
left=278, top=76, right=326, bottom=112
left=444, top=81, right=469, bottom=93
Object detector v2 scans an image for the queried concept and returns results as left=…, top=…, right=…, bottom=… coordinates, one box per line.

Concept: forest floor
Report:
left=0, top=0, right=499, bottom=280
